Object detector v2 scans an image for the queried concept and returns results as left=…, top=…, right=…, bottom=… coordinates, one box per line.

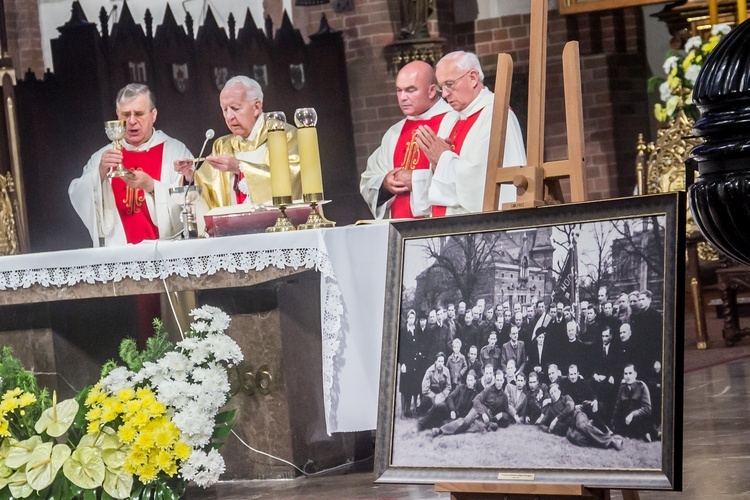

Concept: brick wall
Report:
left=5, top=0, right=45, bottom=76
left=293, top=3, right=650, bottom=202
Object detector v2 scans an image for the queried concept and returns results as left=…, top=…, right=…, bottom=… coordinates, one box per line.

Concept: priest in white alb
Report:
left=414, top=51, right=526, bottom=215
left=360, top=60, right=457, bottom=219
left=68, top=84, right=192, bottom=247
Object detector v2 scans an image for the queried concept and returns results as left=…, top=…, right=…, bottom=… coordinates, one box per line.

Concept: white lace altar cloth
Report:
left=0, top=223, right=389, bottom=434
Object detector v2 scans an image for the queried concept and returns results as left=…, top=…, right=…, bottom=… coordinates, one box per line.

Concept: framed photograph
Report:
left=558, top=0, right=668, bottom=16
left=375, top=193, right=684, bottom=490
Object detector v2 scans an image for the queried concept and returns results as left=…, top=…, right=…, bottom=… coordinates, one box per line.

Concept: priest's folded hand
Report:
left=382, top=168, right=410, bottom=195
left=414, top=125, right=451, bottom=167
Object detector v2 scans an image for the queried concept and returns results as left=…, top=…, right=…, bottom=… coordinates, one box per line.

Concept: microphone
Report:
left=183, top=128, right=215, bottom=215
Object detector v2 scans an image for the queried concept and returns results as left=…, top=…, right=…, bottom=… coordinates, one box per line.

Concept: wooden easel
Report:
left=482, top=0, right=587, bottom=212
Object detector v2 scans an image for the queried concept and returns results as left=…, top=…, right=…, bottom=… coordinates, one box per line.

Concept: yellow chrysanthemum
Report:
left=18, top=393, right=35, bottom=407
left=116, top=388, right=136, bottom=403
left=3, top=388, right=22, bottom=399
left=129, top=449, right=148, bottom=467
left=162, top=461, right=178, bottom=477
left=155, top=450, right=174, bottom=470
left=118, top=424, right=137, bottom=444
left=138, top=463, right=158, bottom=483
left=173, top=441, right=191, bottom=461
left=85, top=384, right=107, bottom=406
left=87, top=420, right=100, bottom=434
left=135, top=431, right=154, bottom=450
left=0, top=400, right=15, bottom=413
left=101, top=406, right=119, bottom=423
left=0, top=420, right=9, bottom=438
left=153, top=428, right=175, bottom=449
left=124, top=399, right=142, bottom=416
left=86, top=406, right=102, bottom=422
left=132, top=411, right=152, bottom=427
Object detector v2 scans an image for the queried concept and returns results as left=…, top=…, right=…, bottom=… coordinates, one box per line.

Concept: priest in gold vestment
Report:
left=175, top=76, right=301, bottom=208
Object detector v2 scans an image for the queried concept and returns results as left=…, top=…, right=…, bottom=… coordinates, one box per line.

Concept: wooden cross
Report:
left=482, top=0, right=587, bottom=212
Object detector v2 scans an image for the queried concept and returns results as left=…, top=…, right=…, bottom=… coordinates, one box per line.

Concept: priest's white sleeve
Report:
left=360, top=121, right=403, bottom=219
left=68, top=147, right=125, bottom=247
left=429, top=108, right=526, bottom=214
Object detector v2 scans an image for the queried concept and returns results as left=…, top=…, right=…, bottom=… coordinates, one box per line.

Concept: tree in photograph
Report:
left=420, top=233, right=504, bottom=303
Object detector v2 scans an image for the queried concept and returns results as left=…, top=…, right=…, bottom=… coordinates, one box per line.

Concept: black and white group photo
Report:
left=390, top=215, right=667, bottom=470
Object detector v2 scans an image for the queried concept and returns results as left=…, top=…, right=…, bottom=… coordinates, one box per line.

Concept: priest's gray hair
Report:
left=224, top=76, right=264, bottom=103
left=116, top=84, right=156, bottom=111
left=440, top=51, right=485, bottom=83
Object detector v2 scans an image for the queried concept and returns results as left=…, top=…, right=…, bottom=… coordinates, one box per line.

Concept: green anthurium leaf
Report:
left=26, top=442, right=72, bottom=491
left=214, top=409, right=236, bottom=424
left=83, top=489, right=97, bottom=500
left=7, top=469, right=32, bottom=499
left=212, top=423, right=233, bottom=440
left=35, top=399, right=79, bottom=438
left=6, top=436, right=43, bottom=469
left=62, top=447, right=105, bottom=490
left=102, top=467, right=133, bottom=499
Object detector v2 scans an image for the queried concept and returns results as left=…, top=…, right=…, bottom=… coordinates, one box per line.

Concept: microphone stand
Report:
left=180, top=130, right=214, bottom=238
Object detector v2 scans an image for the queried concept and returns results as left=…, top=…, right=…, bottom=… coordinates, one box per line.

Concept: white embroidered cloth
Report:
left=0, top=223, right=390, bottom=435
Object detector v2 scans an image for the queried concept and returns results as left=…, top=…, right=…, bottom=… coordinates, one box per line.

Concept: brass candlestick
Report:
left=298, top=193, right=335, bottom=230
left=104, top=120, right=133, bottom=179
left=266, top=196, right=297, bottom=233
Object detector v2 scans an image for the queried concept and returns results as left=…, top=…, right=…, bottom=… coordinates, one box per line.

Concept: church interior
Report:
left=1, top=0, right=750, bottom=498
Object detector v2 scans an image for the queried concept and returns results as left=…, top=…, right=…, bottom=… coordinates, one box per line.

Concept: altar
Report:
left=0, top=223, right=389, bottom=477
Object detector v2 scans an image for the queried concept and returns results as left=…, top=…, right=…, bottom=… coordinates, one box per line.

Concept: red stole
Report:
left=432, top=109, right=483, bottom=217
left=111, top=143, right=164, bottom=244
left=391, top=113, right=447, bottom=219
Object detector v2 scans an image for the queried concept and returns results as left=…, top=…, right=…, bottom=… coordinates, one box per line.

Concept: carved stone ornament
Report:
left=253, top=64, right=268, bottom=88
left=0, top=173, right=18, bottom=256
left=385, top=38, right=444, bottom=72
left=128, top=61, right=147, bottom=83
left=213, top=67, right=229, bottom=91
left=290, top=63, right=305, bottom=91
left=172, top=63, right=189, bottom=93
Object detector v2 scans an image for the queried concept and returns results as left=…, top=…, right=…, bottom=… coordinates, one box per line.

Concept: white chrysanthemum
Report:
left=659, top=80, right=672, bottom=102
left=154, top=379, right=193, bottom=408
left=101, top=367, right=135, bottom=392
left=712, top=23, right=731, bottom=36
left=180, top=449, right=226, bottom=488
left=179, top=337, right=211, bottom=365
left=684, top=36, right=702, bottom=53
left=662, top=55, right=679, bottom=75
left=207, top=311, right=231, bottom=333
left=684, top=64, right=701, bottom=84
left=158, top=351, right=193, bottom=376
left=172, top=409, right=214, bottom=447
left=205, top=336, right=243, bottom=365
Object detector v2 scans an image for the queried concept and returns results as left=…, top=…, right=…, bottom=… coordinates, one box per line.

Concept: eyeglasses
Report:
left=436, top=71, right=471, bottom=93
left=118, top=110, right=152, bottom=120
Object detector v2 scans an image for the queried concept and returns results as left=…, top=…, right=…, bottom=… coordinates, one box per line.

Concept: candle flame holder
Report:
left=266, top=196, right=297, bottom=233
left=298, top=193, right=335, bottom=230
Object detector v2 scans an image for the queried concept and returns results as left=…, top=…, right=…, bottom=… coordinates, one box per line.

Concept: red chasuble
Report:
left=111, top=143, right=164, bottom=244
left=431, top=110, right=483, bottom=217
left=391, top=113, right=447, bottom=219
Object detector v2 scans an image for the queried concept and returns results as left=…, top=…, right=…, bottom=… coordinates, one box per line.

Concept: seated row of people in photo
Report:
left=410, top=350, right=653, bottom=447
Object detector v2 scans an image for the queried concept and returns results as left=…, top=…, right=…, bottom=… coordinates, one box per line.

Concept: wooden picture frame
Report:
left=375, top=193, right=684, bottom=490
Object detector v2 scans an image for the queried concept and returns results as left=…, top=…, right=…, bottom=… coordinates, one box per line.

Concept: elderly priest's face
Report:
left=219, top=82, right=263, bottom=139
left=435, top=62, right=479, bottom=113
left=116, top=94, right=157, bottom=147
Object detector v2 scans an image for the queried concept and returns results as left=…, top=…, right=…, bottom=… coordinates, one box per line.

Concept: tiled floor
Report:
left=187, top=309, right=750, bottom=499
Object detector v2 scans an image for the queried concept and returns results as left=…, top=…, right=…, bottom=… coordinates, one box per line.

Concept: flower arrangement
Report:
left=649, top=23, right=731, bottom=122
left=0, top=304, right=242, bottom=499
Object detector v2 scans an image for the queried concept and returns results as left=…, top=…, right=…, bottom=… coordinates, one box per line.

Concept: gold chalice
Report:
left=104, top=120, right=133, bottom=179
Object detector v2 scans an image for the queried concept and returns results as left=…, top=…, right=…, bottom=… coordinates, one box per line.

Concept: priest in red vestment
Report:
left=360, top=61, right=457, bottom=219
left=414, top=51, right=527, bottom=215
left=69, top=84, right=192, bottom=247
